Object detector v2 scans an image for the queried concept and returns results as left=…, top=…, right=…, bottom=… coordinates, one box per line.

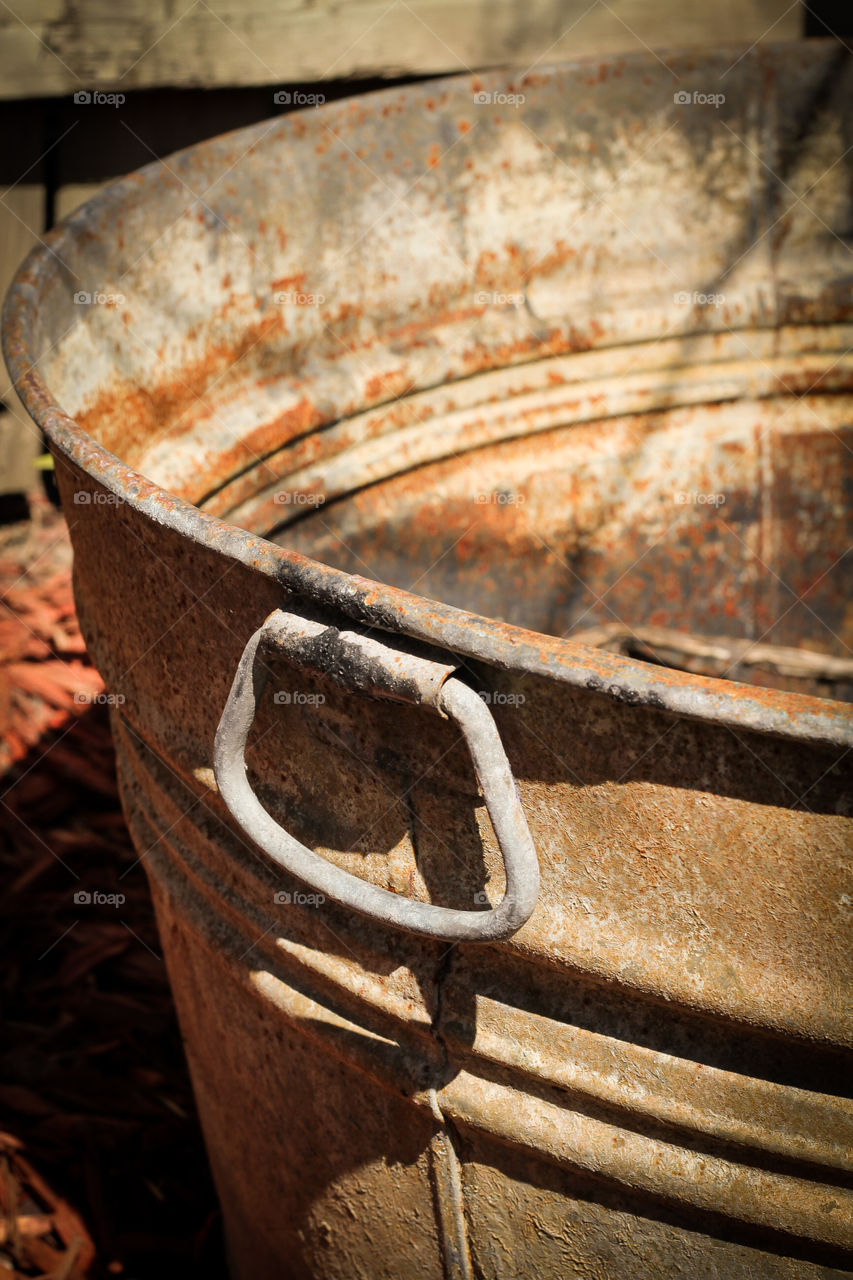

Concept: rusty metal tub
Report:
left=5, top=41, right=853, bottom=1279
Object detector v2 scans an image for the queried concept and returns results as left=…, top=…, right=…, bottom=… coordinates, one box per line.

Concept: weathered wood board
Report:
left=0, top=1, right=802, bottom=100
left=1, top=185, right=45, bottom=494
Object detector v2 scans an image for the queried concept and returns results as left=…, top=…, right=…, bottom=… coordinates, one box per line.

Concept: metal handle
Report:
left=213, top=609, right=540, bottom=942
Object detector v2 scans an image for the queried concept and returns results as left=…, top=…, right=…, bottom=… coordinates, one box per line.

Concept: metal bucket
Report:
left=5, top=42, right=853, bottom=1279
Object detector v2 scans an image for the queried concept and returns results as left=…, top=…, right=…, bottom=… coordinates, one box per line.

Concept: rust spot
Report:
left=76, top=311, right=289, bottom=459
left=271, top=272, right=307, bottom=293
left=364, top=369, right=414, bottom=402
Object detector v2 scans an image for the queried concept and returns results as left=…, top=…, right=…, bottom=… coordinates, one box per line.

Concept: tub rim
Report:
left=3, top=59, right=851, bottom=752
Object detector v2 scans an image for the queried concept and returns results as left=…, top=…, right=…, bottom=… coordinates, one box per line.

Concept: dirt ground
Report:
left=0, top=493, right=228, bottom=1279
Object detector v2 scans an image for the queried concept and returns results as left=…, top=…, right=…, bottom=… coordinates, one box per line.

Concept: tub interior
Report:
left=26, top=46, right=853, bottom=700
left=72, top=322, right=853, bottom=702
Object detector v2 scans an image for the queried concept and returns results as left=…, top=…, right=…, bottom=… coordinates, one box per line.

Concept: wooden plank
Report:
left=0, top=185, right=45, bottom=495
left=0, top=185, right=105, bottom=498
left=0, top=1, right=803, bottom=100
left=55, top=182, right=107, bottom=221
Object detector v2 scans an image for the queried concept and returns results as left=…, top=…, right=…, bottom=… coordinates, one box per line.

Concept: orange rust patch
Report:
left=76, top=311, right=288, bottom=458
left=383, top=306, right=483, bottom=347
left=473, top=250, right=499, bottom=284
left=205, top=398, right=326, bottom=485
left=271, top=272, right=307, bottom=293
left=364, top=369, right=415, bottom=402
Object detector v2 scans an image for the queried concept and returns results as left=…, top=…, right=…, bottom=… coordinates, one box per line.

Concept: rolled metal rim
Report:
left=3, top=60, right=851, bottom=753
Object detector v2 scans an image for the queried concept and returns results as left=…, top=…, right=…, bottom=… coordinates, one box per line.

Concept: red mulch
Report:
left=0, top=494, right=227, bottom=1279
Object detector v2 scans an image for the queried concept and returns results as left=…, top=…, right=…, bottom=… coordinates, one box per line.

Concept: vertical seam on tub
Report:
left=428, top=1088, right=474, bottom=1280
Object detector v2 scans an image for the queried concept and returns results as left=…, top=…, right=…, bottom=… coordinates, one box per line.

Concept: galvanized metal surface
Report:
left=4, top=40, right=853, bottom=1280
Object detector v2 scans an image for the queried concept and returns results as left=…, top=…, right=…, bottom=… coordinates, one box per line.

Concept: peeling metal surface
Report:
left=4, top=41, right=853, bottom=1280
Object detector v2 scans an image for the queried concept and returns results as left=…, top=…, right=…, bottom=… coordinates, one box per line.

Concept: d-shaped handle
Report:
left=213, top=609, right=539, bottom=942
